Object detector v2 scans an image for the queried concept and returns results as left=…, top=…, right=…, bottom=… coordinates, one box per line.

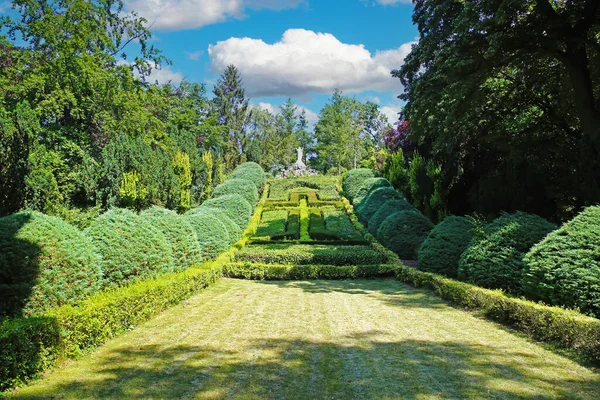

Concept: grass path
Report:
left=8, top=278, right=600, bottom=399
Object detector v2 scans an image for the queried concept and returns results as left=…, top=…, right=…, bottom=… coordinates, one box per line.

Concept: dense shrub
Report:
left=200, top=194, right=253, bottom=229
left=367, top=198, right=414, bottom=237
left=377, top=210, right=434, bottom=259
left=183, top=212, right=231, bottom=260
left=353, top=178, right=392, bottom=207
left=417, top=216, right=475, bottom=278
left=356, top=187, right=404, bottom=225
left=458, top=212, right=556, bottom=293
left=187, top=207, right=242, bottom=244
left=0, top=211, right=103, bottom=317
left=86, top=208, right=174, bottom=286
left=212, top=178, right=259, bottom=206
left=140, top=207, right=203, bottom=270
left=254, top=210, right=288, bottom=238
left=230, top=162, right=266, bottom=189
left=223, top=262, right=398, bottom=280
left=342, top=168, right=379, bottom=202
left=235, top=244, right=388, bottom=265
left=522, top=206, right=600, bottom=317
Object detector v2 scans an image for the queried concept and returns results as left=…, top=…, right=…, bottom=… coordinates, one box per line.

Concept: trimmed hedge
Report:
left=183, top=212, right=231, bottom=260
left=356, top=187, right=404, bottom=225
left=367, top=198, right=414, bottom=237
left=140, top=207, right=203, bottom=270
left=522, top=206, right=600, bottom=317
left=353, top=178, right=392, bottom=207
left=377, top=210, right=434, bottom=259
left=342, top=168, right=379, bottom=202
left=223, top=262, right=398, bottom=280
left=458, top=212, right=556, bottom=294
left=86, top=208, right=173, bottom=286
left=187, top=207, right=242, bottom=244
left=0, top=211, right=103, bottom=318
left=230, top=162, right=266, bottom=189
left=418, top=216, right=475, bottom=278
left=213, top=178, right=259, bottom=206
left=200, top=194, right=253, bottom=229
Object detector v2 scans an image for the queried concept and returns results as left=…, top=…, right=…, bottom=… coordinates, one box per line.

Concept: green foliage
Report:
left=183, top=211, right=231, bottom=260
left=229, top=162, right=266, bottom=189
left=522, top=206, right=600, bottom=317
left=0, top=211, right=103, bottom=317
left=201, top=152, right=214, bottom=200
left=356, top=187, right=404, bottom=225
left=187, top=207, right=242, bottom=245
left=353, top=178, right=392, bottom=207
left=140, top=207, right=203, bottom=271
left=213, top=179, right=259, bottom=206
left=384, top=149, right=410, bottom=196
left=342, top=168, right=379, bottom=202
left=223, top=262, right=398, bottom=280
left=254, top=210, right=288, bottom=239
left=458, top=212, right=557, bottom=293
left=377, top=210, right=434, bottom=259
left=118, top=171, right=147, bottom=210
left=321, top=208, right=364, bottom=241
left=418, top=216, right=475, bottom=278
left=85, top=208, right=174, bottom=286
left=367, top=198, right=415, bottom=237
left=200, top=194, right=253, bottom=229
left=268, top=176, right=339, bottom=201
left=172, top=151, right=192, bottom=212
left=235, top=244, right=388, bottom=266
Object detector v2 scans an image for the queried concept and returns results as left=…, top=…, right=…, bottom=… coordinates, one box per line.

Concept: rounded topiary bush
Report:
left=418, top=216, right=476, bottom=278
left=356, top=187, right=404, bottom=225
left=230, top=162, right=266, bottom=189
left=0, top=211, right=103, bottom=317
left=353, top=178, right=392, bottom=207
left=377, top=210, right=434, bottom=259
left=186, top=207, right=242, bottom=244
left=86, top=208, right=174, bottom=286
left=458, top=211, right=556, bottom=293
left=367, top=198, right=414, bottom=237
left=522, top=206, right=600, bottom=317
left=183, top=212, right=230, bottom=260
left=200, top=194, right=253, bottom=229
left=343, top=168, right=379, bottom=202
left=213, top=178, right=259, bottom=206
left=141, top=207, right=203, bottom=271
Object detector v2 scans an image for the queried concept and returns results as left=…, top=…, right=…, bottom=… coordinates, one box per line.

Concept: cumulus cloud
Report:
left=208, top=29, right=415, bottom=98
left=118, top=60, right=184, bottom=85
left=125, top=0, right=304, bottom=31
left=381, top=105, right=402, bottom=124
left=254, top=102, right=319, bottom=125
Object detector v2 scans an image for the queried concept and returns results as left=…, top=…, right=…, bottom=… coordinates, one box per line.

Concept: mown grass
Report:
left=7, top=279, right=600, bottom=399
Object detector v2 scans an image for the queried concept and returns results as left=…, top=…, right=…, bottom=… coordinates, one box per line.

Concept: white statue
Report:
left=296, top=147, right=304, bottom=165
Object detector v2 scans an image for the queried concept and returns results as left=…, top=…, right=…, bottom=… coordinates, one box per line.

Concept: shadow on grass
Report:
left=9, top=336, right=600, bottom=399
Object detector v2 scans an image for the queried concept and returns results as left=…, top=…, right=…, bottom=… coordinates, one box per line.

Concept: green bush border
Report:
left=223, top=262, right=398, bottom=280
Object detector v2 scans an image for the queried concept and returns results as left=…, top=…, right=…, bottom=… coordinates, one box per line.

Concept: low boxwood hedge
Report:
left=186, top=208, right=242, bottom=245
left=342, top=168, right=379, bottom=202
left=230, top=162, right=266, bottom=189
left=183, top=212, right=231, bottom=260
left=212, top=178, right=259, bottom=206
left=86, top=208, right=174, bottom=286
left=377, top=210, right=434, bottom=259
left=140, top=207, right=203, bottom=270
left=418, top=216, right=476, bottom=278
left=522, top=206, right=600, bottom=317
left=200, top=194, right=253, bottom=229
left=367, top=198, right=414, bottom=237
left=0, top=211, right=103, bottom=318
left=356, top=187, right=404, bottom=225
left=458, top=212, right=556, bottom=294
left=353, top=178, right=392, bottom=207
left=235, top=244, right=388, bottom=265
left=223, top=262, right=398, bottom=280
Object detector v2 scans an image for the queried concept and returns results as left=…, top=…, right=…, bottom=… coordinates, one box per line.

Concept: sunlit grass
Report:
left=7, top=279, right=600, bottom=399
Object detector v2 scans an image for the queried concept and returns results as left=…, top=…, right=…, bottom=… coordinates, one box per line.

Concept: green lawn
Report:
left=8, top=278, right=600, bottom=399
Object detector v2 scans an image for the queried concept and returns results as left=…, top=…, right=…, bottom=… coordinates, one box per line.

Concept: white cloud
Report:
left=117, top=60, right=184, bottom=85
left=125, top=0, right=304, bottom=31
left=208, top=29, right=415, bottom=98
left=367, top=96, right=381, bottom=104
left=185, top=50, right=203, bottom=61
left=254, top=102, right=319, bottom=125
left=381, top=105, right=402, bottom=124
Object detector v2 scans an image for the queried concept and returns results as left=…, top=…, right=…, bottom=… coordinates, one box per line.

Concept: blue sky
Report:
left=2, top=0, right=418, bottom=124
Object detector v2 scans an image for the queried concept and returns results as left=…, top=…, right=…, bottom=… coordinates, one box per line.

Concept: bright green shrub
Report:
left=458, top=212, right=556, bottom=293
left=85, top=208, right=173, bottom=286
left=140, top=207, right=203, bottom=270
left=183, top=212, right=231, bottom=260
left=254, top=210, right=288, bottom=238
left=235, top=244, right=388, bottom=265
left=230, top=162, right=266, bottom=189
left=342, top=168, right=379, bottom=202
left=200, top=194, right=253, bottom=229
left=0, top=211, right=103, bottom=317
left=212, top=178, right=259, bottom=206
left=322, top=208, right=364, bottom=241
left=353, top=178, right=392, bottom=207
left=356, top=187, right=404, bottom=225
left=417, top=216, right=475, bottom=278
left=187, top=208, right=242, bottom=244
left=367, top=198, right=414, bottom=237
left=522, top=206, right=600, bottom=317
left=223, top=262, right=398, bottom=280
left=377, top=210, right=434, bottom=259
